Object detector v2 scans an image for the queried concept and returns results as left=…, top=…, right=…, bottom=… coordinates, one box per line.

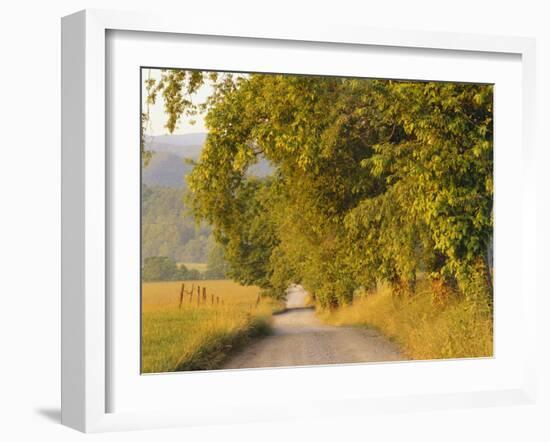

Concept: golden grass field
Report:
left=142, top=279, right=282, bottom=373
left=320, top=278, right=493, bottom=360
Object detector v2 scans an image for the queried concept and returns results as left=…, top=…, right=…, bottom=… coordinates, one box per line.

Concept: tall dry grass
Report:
left=320, top=279, right=493, bottom=360
left=142, top=280, right=282, bottom=373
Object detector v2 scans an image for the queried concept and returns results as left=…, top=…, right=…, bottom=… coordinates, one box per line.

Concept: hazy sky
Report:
left=141, top=68, right=212, bottom=136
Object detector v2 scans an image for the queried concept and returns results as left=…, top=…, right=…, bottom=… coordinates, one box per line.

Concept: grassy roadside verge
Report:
left=173, top=314, right=272, bottom=371
left=142, top=280, right=283, bottom=373
left=319, top=280, right=493, bottom=360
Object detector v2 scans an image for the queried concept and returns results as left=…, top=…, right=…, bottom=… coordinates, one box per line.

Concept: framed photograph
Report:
left=61, top=9, right=537, bottom=432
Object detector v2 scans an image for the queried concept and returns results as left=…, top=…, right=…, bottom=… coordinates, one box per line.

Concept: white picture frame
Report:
left=61, top=9, right=537, bottom=433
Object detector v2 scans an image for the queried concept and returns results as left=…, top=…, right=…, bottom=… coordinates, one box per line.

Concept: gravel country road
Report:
left=222, top=285, right=404, bottom=369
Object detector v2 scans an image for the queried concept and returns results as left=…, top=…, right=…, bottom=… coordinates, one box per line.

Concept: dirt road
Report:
left=222, top=285, right=404, bottom=369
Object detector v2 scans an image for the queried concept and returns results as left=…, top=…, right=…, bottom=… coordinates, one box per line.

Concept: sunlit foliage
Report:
left=147, top=70, right=493, bottom=309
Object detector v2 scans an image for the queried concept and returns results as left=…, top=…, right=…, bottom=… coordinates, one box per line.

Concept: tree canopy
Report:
left=145, top=69, right=493, bottom=307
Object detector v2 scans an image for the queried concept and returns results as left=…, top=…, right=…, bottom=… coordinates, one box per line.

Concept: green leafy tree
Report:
left=205, top=242, right=229, bottom=279
left=147, top=70, right=493, bottom=308
left=142, top=256, right=182, bottom=281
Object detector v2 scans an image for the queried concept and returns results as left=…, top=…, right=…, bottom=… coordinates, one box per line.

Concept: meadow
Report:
left=141, top=279, right=283, bottom=373
left=319, top=277, right=493, bottom=360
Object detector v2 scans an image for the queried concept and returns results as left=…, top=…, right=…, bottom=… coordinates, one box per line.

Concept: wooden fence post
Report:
left=179, top=283, right=185, bottom=309
left=186, top=283, right=194, bottom=303
left=202, top=287, right=207, bottom=302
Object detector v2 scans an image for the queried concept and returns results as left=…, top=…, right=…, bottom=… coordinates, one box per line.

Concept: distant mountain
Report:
left=142, top=132, right=273, bottom=188
left=144, top=133, right=206, bottom=157
left=142, top=133, right=205, bottom=188
left=142, top=152, right=193, bottom=188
